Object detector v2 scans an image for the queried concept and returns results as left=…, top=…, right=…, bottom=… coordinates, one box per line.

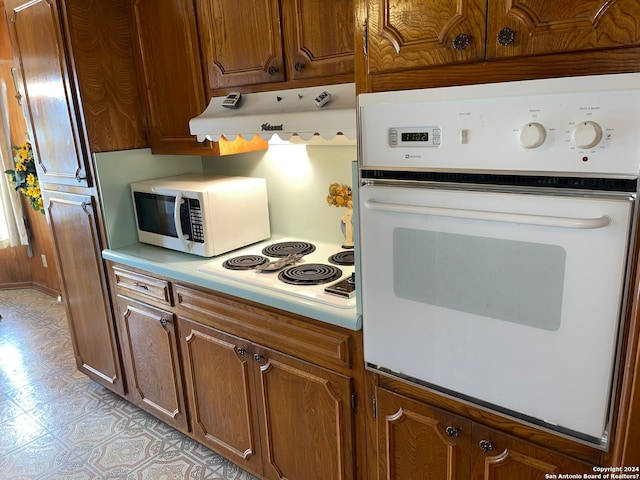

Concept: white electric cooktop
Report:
left=197, top=238, right=356, bottom=309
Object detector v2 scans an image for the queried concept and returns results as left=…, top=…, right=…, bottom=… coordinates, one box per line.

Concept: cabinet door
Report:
left=130, top=0, right=217, bottom=155
left=5, top=0, right=89, bottom=186
left=179, top=317, right=264, bottom=476
left=486, top=0, right=640, bottom=60
left=281, top=0, right=354, bottom=81
left=115, top=296, right=187, bottom=432
left=255, top=346, right=355, bottom=480
left=375, top=388, right=471, bottom=480
left=196, top=0, right=285, bottom=91
left=471, top=424, right=594, bottom=480
left=366, top=0, right=487, bottom=74
left=44, top=191, right=123, bottom=395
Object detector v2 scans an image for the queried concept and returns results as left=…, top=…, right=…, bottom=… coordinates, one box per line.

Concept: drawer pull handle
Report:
left=134, top=283, right=149, bottom=290
left=159, top=317, right=169, bottom=327
left=253, top=354, right=264, bottom=363
left=237, top=348, right=247, bottom=357
left=445, top=426, right=460, bottom=438
left=479, top=439, right=494, bottom=453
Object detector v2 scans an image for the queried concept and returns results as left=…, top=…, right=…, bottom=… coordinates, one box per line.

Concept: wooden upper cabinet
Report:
left=366, top=0, right=487, bottom=74
left=5, top=0, right=146, bottom=186
left=281, top=0, right=355, bottom=81
left=196, top=0, right=355, bottom=94
left=363, top=0, right=640, bottom=88
left=6, top=0, right=88, bottom=186
left=486, top=0, right=640, bottom=60
left=130, top=0, right=218, bottom=155
left=197, top=0, right=285, bottom=91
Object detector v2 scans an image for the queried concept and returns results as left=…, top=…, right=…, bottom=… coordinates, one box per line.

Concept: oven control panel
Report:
left=360, top=73, right=640, bottom=177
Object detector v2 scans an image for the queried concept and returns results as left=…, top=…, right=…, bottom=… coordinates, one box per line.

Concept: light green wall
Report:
left=94, top=148, right=203, bottom=248
left=202, top=144, right=357, bottom=244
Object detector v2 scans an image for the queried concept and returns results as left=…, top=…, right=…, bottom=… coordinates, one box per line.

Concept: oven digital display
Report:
left=389, top=127, right=441, bottom=147
left=402, top=132, right=429, bottom=142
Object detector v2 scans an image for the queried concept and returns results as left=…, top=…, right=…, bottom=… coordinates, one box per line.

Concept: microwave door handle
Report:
left=174, top=192, right=192, bottom=251
left=363, top=199, right=611, bottom=229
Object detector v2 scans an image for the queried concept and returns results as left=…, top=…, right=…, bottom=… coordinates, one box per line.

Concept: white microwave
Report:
left=130, top=174, right=270, bottom=257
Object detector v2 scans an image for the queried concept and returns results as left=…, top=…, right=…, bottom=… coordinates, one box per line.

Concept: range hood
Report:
left=189, top=83, right=356, bottom=143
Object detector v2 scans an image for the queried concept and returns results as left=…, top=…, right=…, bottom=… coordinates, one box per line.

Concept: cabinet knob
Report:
left=267, top=65, right=278, bottom=76
left=445, top=426, right=460, bottom=438
left=452, top=34, right=470, bottom=51
left=253, top=353, right=264, bottom=363
left=294, top=62, right=304, bottom=72
left=159, top=317, right=169, bottom=327
left=497, top=28, right=515, bottom=46
left=237, top=348, right=247, bottom=357
left=479, top=439, right=495, bottom=453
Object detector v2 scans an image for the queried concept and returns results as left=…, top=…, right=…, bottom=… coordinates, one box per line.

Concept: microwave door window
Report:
left=134, top=192, right=178, bottom=238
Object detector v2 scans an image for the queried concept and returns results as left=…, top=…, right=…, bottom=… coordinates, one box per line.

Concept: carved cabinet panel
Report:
left=196, top=0, right=354, bottom=92
left=114, top=295, right=187, bottom=432
left=281, top=0, right=355, bottom=81
left=179, top=317, right=265, bottom=475
left=366, top=0, right=487, bottom=73
left=6, top=0, right=88, bottom=186
left=375, top=387, right=471, bottom=480
left=196, top=0, right=285, bottom=90
left=365, top=0, right=640, bottom=79
left=256, top=345, right=355, bottom=480
left=486, top=0, right=640, bottom=59
left=44, top=191, right=124, bottom=395
left=471, top=424, right=594, bottom=480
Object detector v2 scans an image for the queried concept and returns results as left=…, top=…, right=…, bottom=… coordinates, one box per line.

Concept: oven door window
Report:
left=394, top=229, right=566, bottom=331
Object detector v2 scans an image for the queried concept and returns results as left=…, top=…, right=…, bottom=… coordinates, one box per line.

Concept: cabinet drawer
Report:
left=173, top=283, right=351, bottom=372
left=111, top=265, right=172, bottom=306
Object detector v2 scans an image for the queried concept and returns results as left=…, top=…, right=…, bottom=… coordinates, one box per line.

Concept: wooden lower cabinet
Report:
left=375, top=387, right=594, bottom=480
left=376, top=387, right=472, bottom=480
left=45, top=191, right=124, bottom=395
left=114, top=295, right=188, bottom=432
left=471, top=424, right=594, bottom=480
left=179, top=316, right=356, bottom=480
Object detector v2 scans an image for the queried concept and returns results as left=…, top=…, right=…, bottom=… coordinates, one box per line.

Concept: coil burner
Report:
left=328, top=250, right=355, bottom=266
left=262, top=241, right=316, bottom=257
left=222, top=255, right=269, bottom=270
left=278, top=263, right=343, bottom=285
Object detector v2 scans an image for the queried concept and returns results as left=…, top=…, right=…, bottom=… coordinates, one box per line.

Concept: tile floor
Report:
left=0, top=288, right=258, bottom=479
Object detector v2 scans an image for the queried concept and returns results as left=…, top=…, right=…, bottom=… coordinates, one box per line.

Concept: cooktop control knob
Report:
left=572, top=121, right=603, bottom=149
left=519, top=122, right=547, bottom=149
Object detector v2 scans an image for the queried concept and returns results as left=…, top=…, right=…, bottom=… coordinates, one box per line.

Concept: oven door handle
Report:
left=364, top=199, right=611, bottom=229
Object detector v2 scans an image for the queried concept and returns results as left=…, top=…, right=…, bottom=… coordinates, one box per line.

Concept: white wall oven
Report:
left=357, top=73, right=640, bottom=448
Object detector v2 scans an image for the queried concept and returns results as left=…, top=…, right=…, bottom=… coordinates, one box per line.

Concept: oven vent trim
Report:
left=360, top=169, right=639, bottom=193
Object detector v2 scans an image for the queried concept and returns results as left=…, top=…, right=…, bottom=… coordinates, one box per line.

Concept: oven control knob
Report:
left=572, top=121, right=603, bottom=149
left=519, top=122, right=547, bottom=149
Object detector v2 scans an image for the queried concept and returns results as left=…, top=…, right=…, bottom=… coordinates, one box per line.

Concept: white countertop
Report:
left=102, top=242, right=361, bottom=331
